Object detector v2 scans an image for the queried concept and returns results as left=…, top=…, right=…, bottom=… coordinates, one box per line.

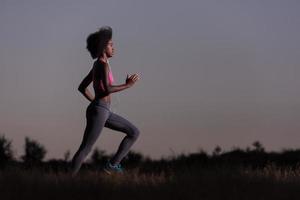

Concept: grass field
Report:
left=1, top=163, right=300, bottom=200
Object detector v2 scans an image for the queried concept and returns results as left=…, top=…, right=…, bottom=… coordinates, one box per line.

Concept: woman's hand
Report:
left=126, top=73, right=140, bottom=87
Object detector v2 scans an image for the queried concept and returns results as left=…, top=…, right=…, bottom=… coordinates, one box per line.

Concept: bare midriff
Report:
left=98, top=95, right=111, bottom=104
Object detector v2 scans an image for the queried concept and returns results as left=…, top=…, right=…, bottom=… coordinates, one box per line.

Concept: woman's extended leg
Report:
left=104, top=112, right=140, bottom=166
left=70, top=105, right=110, bottom=175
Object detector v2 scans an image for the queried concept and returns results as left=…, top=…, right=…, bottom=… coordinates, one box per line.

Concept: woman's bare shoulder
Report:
left=93, top=59, right=109, bottom=77
left=94, top=59, right=109, bottom=68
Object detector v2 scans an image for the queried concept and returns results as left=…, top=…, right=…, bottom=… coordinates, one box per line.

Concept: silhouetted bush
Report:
left=252, top=140, right=265, bottom=152
left=0, top=134, right=14, bottom=167
left=122, top=150, right=145, bottom=167
left=90, top=147, right=109, bottom=165
left=212, top=145, right=222, bottom=156
left=21, top=137, right=47, bottom=165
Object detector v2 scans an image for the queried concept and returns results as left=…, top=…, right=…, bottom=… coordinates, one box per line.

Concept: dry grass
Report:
left=1, top=164, right=300, bottom=200
left=240, top=163, right=300, bottom=183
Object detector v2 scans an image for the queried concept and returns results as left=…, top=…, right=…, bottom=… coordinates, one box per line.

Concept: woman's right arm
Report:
left=78, top=67, right=95, bottom=102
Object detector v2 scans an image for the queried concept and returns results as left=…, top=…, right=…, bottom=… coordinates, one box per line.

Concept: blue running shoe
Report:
left=103, top=161, right=124, bottom=174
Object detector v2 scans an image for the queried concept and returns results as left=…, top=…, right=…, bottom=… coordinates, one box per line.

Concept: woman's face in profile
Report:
left=104, top=39, right=114, bottom=58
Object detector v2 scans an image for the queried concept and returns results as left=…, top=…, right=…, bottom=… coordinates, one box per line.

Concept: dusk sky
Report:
left=0, top=0, right=299, bottom=161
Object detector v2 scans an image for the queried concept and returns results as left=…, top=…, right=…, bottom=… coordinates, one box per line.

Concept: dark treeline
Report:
left=1, top=134, right=300, bottom=174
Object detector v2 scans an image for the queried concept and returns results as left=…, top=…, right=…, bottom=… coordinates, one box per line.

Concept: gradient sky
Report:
left=0, top=0, right=300, bottom=161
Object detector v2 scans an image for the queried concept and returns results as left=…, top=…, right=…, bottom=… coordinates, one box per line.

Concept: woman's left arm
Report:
left=78, top=67, right=94, bottom=102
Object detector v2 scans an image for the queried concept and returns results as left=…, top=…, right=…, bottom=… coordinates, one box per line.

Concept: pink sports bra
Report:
left=93, top=59, right=114, bottom=93
left=108, top=67, right=114, bottom=85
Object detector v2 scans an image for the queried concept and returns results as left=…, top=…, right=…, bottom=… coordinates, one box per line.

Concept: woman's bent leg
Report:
left=70, top=105, right=110, bottom=175
left=104, top=112, right=140, bottom=166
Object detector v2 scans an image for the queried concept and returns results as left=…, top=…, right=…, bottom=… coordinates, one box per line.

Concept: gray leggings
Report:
left=71, top=98, right=140, bottom=175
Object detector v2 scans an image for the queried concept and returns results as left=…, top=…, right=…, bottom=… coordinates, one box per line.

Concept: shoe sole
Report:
left=103, top=168, right=125, bottom=175
left=103, top=168, right=112, bottom=175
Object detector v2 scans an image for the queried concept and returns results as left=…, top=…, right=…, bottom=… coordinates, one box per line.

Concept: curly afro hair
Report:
left=86, top=26, right=113, bottom=59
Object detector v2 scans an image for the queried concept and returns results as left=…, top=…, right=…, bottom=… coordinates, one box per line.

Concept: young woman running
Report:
left=70, top=26, right=140, bottom=176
